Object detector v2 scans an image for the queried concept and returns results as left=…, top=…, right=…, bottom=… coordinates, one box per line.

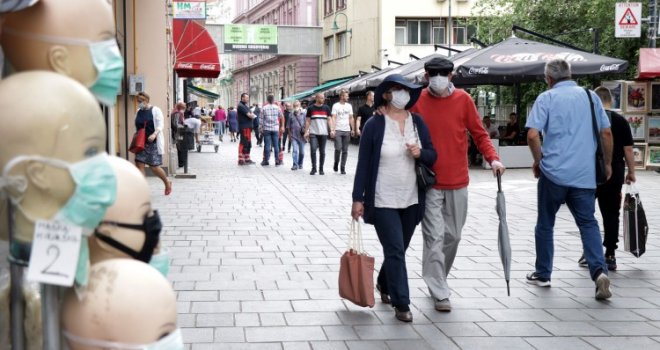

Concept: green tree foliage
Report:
left=469, top=0, right=648, bottom=111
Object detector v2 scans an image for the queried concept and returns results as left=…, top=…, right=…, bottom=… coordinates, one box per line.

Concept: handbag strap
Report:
left=584, top=88, right=603, bottom=151
left=349, top=219, right=364, bottom=253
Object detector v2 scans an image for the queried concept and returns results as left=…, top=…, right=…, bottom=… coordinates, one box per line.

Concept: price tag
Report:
left=27, top=220, right=82, bottom=286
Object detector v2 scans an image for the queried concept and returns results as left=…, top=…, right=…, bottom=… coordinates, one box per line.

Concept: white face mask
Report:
left=429, top=75, right=449, bottom=93
left=63, top=328, right=184, bottom=350
left=390, top=89, right=410, bottom=109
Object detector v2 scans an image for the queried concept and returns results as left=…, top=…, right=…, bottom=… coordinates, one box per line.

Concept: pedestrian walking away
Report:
left=577, top=86, right=636, bottom=271
left=282, top=102, right=293, bottom=153
left=260, top=94, right=284, bottom=166
left=352, top=73, right=437, bottom=323
left=526, top=58, right=613, bottom=300
left=331, top=89, right=355, bottom=174
left=227, top=106, right=238, bottom=142
left=288, top=100, right=307, bottom=170
left=356, top=90, right=375, bottom=137
left=304, top=92, right=333, bottom=175
left=410, top=57, right=506, bottom=312
left=213, top=105, right=227, bottom=141
left=237, top=93, right=256, bottom=165
left=252, top=103, right=263, bottom=147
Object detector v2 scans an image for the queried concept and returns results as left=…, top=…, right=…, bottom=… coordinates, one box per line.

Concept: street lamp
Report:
left=331, top=11, right=352, bottom=37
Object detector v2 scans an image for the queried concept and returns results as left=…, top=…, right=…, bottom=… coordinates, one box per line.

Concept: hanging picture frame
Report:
left=625, top=81, right=648, bottom=113
left=625, top=115, right=647, bottom=140
left=647, top=146, right=660, bottom=167
left=602, top=80, right=624, bottom=111
left=651, top=82, right=660, bottom=112
left=648, top=116, right=660, bottom=143
left=633, top=143, right=647, bottom=170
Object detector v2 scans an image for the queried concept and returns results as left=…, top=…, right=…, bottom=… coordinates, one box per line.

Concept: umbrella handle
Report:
left=497, top=170, right=502, bottom=192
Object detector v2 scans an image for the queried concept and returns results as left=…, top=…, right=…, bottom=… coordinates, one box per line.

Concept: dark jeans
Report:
left=596, top=162, right=625, bottom=256
left=373, top=205, right=419, bottom=308
left=333, top=130, right=350, bottom=169
left=262, top=130, right=280, bottom=163
left=309, top=134, right=327, bottom=170
left=534, top=173, right=607, bottom=281
left=281, top=130, right=291, bottom=151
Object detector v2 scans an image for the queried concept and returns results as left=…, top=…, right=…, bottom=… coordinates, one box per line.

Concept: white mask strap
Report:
left=63, top=331, right=146, bottom=349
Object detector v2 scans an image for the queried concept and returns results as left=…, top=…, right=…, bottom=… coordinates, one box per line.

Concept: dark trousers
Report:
left=596, top=162, right=625, bottom=256
left=373, top=205, right=419, bottom=307
left=238, top=127, right=252, bottom=162
left=309, top=134, right=327, bottom=170
left=281, top=130, right=291, bottom=151
left=333, top=130, right=350, bottom=170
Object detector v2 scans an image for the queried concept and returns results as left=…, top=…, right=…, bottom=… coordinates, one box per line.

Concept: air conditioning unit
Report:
left=128, top=74, right=145, bottom=95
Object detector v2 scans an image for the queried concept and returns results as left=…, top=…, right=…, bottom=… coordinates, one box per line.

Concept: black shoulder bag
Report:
left=585, top=88, right=608, bottom=185
left=413, top=117, right=436, bottom=191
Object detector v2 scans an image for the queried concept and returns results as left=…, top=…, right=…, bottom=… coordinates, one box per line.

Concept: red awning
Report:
left=637, top=48, right=660, bottom=79
left=173, top=20, right=221, bottom=78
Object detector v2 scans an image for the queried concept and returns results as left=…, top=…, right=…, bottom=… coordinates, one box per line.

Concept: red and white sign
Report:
left=615, top=2, right=641, bottom=38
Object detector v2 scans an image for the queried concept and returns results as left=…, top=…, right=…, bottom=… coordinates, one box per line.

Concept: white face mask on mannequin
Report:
left=390, top=89, right=410, bottom=109
left=429, top=75, right=449, bottom=93
left=63, top=328, right=184, bottom=350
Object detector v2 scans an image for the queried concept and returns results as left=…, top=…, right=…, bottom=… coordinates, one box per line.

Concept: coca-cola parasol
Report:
left=173, top=20, right=221, bottom=78
left=450, top=37, right=627, bottom=86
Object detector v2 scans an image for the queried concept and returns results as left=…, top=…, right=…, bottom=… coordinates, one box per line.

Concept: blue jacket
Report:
left=352, top=113, right=437, bottom=225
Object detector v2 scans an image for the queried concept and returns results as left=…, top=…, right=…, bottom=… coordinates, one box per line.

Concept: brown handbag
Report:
left=338, top=220, right=375, bottom=308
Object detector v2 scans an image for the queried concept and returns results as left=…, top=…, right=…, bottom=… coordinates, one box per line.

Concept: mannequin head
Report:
left=88, top=157, right=153, bottom=264
left=61, top=259, right=178, bottom=350
left=0, top=0, right=115, bottom=86
left=0, top=71, right=106, bottom=244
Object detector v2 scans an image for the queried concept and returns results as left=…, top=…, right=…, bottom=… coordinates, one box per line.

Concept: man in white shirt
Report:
left=331, top=90, right=355, bottom=174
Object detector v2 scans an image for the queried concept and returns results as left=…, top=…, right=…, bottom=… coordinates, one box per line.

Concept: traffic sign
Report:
left=615, top=2, right=642, bottom=38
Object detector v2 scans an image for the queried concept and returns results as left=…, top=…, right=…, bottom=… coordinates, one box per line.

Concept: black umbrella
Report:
left=452, top=37, right=628, bottom=86
left=496, top=172, right=512, bottom=296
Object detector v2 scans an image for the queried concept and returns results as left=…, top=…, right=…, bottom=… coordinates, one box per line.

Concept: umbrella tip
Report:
left=507, top=282, right=511, bottom=296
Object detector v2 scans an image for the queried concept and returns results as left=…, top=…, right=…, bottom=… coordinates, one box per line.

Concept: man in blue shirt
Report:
left=525, top=58, right=614, bottom=300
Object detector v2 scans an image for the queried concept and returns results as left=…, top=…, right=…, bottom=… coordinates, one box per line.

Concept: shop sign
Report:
left=224, top=24, right=278, bottom=53
left=173, top=1, right=206, bottom=20
left=615, top=2, right=641, bottom=38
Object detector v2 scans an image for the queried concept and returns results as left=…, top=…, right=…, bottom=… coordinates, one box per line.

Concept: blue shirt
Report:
left=526, top=80, right=611, bottom=189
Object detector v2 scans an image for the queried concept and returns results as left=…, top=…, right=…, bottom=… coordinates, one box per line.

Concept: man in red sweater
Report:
left=410, top=57, right=506, bottom=312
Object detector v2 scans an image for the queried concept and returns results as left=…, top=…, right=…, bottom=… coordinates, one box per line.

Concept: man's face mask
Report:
left=2, top=27, right=124, bottom=106
left=94, top=210, right=163, bottom=264
left=63, top=328, right=184, bottom=350
left=1, top=152, right=117, bottom=230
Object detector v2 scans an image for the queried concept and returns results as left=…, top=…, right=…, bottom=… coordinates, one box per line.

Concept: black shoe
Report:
left=245, top=160, right=255, bottom=165
left=394, top=307, right=413, bottom=322
left=526, top=272, right=551, bottom=287
left=606, top=255, right=617, bottom=271
left=578, top=254, right=588, bottom=267
left=261, top=161, right=269, bottom=166
left=333, top=162, right=339, bottom=172
left=275, top=161, right=282, bottom=166
left=310, top=168, right=317, bottom=175
left=341, top=168, right=346, bottom=175
left=376, top=284, right=391, bottom=304
left=319, top=169, right=325, bottom=175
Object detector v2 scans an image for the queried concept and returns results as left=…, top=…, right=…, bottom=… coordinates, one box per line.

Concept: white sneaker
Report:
left=595, top=273, right=612, bottom=300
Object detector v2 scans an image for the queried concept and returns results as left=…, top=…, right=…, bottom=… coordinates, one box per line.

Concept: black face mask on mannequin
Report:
left=94, top=210, right=162, bottom=262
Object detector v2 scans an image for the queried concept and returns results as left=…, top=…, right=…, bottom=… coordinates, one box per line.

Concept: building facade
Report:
left=320, top=0, right=479, bottom=82
left=231, top=0, right=319, bottom=105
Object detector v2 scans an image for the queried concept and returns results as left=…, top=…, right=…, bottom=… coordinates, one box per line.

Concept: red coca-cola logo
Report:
left=177, top=63, right=194, bottom=69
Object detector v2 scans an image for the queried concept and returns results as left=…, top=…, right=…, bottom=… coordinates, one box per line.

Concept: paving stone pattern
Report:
left=147, top=140, right=660, bottom=350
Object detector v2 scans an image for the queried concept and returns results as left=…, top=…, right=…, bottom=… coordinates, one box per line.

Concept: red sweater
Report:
left=411, top=88, right=499, bottom=190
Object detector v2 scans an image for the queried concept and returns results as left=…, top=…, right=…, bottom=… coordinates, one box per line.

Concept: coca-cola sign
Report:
left=599, top=64, right=620, bottom=72
left=490, top=52, right=586, bottom=63
left=200, top=64, right=217, bottom=70
left=468, top=67, right=489, bottom=75
left=177, top=63, right=194, bottom=69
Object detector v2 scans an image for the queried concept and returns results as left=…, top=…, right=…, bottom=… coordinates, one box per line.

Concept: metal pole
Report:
left=448, top=0, right=452, bottom=57
left=651, top=0, right=658, bottom=48
left=41, top=285, right=60, bottom=350
left=8, top=201, right=25, bottom=350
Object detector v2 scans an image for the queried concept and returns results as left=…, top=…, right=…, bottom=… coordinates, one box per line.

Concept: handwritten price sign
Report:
left=27, top=220, right=82, bottom=286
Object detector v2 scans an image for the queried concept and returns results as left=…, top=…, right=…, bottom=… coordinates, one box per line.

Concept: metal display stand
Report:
left=7, top=201, right=25, bottom=350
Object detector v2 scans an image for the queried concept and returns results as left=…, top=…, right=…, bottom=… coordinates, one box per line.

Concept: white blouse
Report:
left=374, top=114, right=418, bottom=209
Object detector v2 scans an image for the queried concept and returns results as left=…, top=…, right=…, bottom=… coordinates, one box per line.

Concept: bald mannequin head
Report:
left=0, top=71, right=106, bottom=244
left=61, top=259, right=177, bottom=349
left=89, top=157, right=153, bottom=264
left=0, top=0, right=115, bottom=86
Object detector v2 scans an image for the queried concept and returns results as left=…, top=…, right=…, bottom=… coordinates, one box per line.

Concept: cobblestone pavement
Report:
left=148, top=139, right=660, bottom=350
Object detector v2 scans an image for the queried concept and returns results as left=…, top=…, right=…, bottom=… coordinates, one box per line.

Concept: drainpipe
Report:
left=123, top=0, right=129, bottom=159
